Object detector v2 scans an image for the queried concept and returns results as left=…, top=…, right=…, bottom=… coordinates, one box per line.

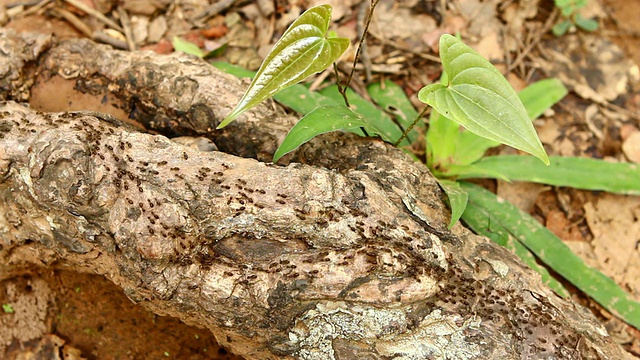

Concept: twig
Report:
left=63, top=0, right=123, bottom=32
left=11, top=0, right=51, bottom=18
left=51, top=7, right=92, bottom=38
left=92, top=30, right=128, bottom=49
left=117, top=7, right=136, bottom=51
left=196, top=0, right=237, bottom=22
left=333, top=63, right=350, bottom=107
left=507, top=7, right=558, bottom=73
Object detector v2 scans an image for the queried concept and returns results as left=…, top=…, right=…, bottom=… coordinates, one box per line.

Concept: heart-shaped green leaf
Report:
left=418, top=34, right=549, bottom=165
left=218, top=5, right=349, bottom=128
left=273, top=105, right=381, bottom=162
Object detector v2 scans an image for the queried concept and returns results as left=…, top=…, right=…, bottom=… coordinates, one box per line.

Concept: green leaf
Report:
left=426, top=110, right=460, bottom=170
left=367, top=80, right=422, bottom=144
left=442, top=163, right=510, bottom=181
left=436, top=179, right=468, bottom=228
left=518, top=78, right=568, bottom=120
left=211, top=61, right=257, bottom=78
left=211, top=61, right=342, bottom=115
left=2, top=303, right=14, bottom=314
left=455, top=155, right=640, bottom=195
left=427, top=78, right=566, bottom=174
left=172, top=36, right=206, bottom=58
left=218, top=5, right=349, bottom=128
left=273, top=105, right=381, bottom=162
left=461, top=193, right=569, bottom=297
left=419, top=34, right=549, bottom=165
left=574, top=14, right=599, bottom=32
left=460, top=181, right=640, bottom=329
left=318, top=85, right=409, bottom=145
left=552, top=20, right=572, bottom=36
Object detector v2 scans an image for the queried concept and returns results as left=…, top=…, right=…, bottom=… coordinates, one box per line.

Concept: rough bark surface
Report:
left=0, top=29, right=633, bottom=359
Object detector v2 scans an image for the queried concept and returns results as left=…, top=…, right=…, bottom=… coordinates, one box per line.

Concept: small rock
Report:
left=622, top=131, right=640, bottom=163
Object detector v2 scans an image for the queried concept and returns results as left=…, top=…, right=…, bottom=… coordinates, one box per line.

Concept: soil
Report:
left=1, top=0, right=639, bottom=358
left=1, top=271, right=241, bottom=360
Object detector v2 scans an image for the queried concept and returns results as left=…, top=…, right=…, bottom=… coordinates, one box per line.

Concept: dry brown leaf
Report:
left=584, top=195, right=640, bottom=300
left=540, top=35, right=640, bottom=103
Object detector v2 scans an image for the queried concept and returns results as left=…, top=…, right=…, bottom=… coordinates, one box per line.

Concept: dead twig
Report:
left=62, top=0, right=123, bottom=32
left=11, top=0, right=51, bottom=18
left=92, top=30, right=128, bottom=49
left=50, top=7, right=92, bottom=38
left=117, top=7, right=136, bottom=51
left=507, top=7, right=559, bottom=73
left=196, top=0, right=237, bottom=22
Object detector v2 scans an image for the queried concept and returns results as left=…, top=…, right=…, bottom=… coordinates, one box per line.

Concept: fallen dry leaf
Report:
left=584, top=194, right=640, bottom=300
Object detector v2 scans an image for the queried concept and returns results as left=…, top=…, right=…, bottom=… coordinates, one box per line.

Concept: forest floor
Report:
left=1, top=0, right=639, bottom=358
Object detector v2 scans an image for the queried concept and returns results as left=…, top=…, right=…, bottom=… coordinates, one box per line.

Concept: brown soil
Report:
left=1, top=271, right=242, bottom=359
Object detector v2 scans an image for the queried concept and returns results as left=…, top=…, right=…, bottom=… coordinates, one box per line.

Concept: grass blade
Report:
left=518, top=78, right=568, bottom=121
left=319, top=85, right=408, bottom=145
left=367, top=80, right=422, bottom=143
left=460, top=181, right=640, bottom=329
left=437, top=179, right=468, bottom=228
left=457, top=155, right=640, bottom=195
left=461, top=193, right=569, bottom=297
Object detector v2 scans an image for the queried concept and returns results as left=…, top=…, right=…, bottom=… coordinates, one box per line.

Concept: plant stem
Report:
left=333, top=63, right=350, bottom=107
left=346, top=0, right=380, bottom=89
left=394, top=106, right=429, bottom=147
left=335, top=0, right=379, bottom=109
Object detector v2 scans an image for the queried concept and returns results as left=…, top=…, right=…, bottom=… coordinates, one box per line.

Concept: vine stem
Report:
left=334, top=0, right=380, bottom=137
left=394, top=106, right=430, bottom=147
left=346, top=0, right=380, bottom=90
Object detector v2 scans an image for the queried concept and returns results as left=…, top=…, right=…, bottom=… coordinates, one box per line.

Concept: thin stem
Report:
left=394, top=106, right=430, bottom=147
left=333, top=63, right=369, bottom=136
left=333, top=63, right=350, bottom=107
left=345, top=0, right=380, bottom=89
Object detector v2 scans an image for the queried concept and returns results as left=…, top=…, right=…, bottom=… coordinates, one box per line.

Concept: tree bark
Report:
left=0, top=29, right=632, bottom=359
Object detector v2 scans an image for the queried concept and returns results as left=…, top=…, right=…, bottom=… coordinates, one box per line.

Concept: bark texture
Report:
left=0, top=29, right=633, bottom=359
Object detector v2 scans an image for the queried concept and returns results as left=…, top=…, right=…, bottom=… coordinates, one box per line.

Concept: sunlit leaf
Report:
left=436, top=179, right=468, bottom=228
left=218, top=5, right=349, bottom=128
left=273, top=105, right=381, bottom=162
left=172, top=36, right=206, bottom=57
left=418, top=34, right=549, bottom=165
left=426, top=110, right=460, bottom=170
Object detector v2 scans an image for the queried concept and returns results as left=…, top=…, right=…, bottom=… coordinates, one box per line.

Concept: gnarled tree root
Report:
left=0, top=29, right=632, bottom=359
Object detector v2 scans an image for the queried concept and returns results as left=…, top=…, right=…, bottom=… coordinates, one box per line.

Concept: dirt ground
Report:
left=1, top=0, right=639, bottom=359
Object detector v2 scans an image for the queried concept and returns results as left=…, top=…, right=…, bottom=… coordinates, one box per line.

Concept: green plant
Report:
left=552, top=0, right=599, bottom=36
left=2, top=303, right=14, bottom=313
left=177, top=4, right=640, bottom=329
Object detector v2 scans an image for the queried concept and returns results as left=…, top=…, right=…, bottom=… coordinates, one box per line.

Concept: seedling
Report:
left=553, top=0, right=599, bottom=36
left=2, top=303, right=14, bottom=313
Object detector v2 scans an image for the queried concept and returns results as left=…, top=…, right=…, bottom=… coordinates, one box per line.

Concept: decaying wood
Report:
left=0, top=29, right=633, bottom=359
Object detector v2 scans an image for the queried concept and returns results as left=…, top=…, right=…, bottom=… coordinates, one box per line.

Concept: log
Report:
left=0, top=29, right=632, bottom=359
